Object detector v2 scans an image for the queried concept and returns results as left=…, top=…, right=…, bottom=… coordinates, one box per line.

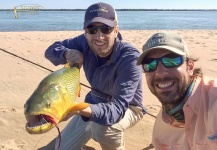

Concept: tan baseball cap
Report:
left=137, top=32, right=189, bottom=65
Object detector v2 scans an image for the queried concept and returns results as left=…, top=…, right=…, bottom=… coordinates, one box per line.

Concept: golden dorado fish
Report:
left=24, top=63, right=89, bottom=135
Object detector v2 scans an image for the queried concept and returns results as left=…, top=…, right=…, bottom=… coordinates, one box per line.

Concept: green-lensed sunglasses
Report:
left=142, top=53, right=185, bottom=72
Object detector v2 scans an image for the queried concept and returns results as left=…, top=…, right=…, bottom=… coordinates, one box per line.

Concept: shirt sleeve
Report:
left=44, top=34, right=85, bottom=66
left=207, top=79, right=217, bottom=144
left=89, top=49, right=143, bottom=126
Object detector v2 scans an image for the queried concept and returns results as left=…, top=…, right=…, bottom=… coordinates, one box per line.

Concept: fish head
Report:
left=24, top=82, right=72, bottom=134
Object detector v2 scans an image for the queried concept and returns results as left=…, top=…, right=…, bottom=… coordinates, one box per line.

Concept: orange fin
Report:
left=77, top=84, right=81, bottom=97
left=70, top=102, right=90, bottom=112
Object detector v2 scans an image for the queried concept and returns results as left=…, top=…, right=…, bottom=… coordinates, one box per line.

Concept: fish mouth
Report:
left=25, top=113, right=62, bottom=148
left=25, top=114, right=54, bottom=134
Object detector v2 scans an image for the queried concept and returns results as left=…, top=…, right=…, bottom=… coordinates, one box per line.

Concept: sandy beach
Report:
left=0, top=30, right=217, bottom=150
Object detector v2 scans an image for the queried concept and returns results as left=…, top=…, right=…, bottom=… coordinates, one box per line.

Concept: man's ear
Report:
left=114, top=26, right=119, bottom=38
left=84, top=32, right=87, bottom=38
left=187, top=60, right=194, bottom=76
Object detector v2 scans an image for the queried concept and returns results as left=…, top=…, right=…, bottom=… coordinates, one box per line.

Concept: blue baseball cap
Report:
left=84, top=2, right=118, bottom=29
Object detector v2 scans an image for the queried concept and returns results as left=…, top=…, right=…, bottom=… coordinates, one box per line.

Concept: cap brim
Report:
left=137, top=52, right=147, bottom=65
left=84, top=17, right=116, bottom=29
left=137, top=46, right=186, bottom=65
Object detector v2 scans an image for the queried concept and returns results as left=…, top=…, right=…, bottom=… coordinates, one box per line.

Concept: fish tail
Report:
left=64, top=63, right=70, bottom=68
left=64, top=63, right=79, bottom=68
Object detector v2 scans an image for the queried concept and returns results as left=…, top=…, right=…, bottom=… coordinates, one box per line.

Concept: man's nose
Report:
left=94, top=29, right=104, bottom=39
left=155, top=61, right=169, bottom=76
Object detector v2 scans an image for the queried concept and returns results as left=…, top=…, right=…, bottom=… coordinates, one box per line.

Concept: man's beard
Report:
left=152, top=77, right=190, bottom=104
left=88, top=40, right=114, bottom=57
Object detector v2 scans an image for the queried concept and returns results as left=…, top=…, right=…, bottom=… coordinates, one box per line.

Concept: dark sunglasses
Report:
left=142, top=53, right=185, bottom=72
left=85, top=25, right=114, bottom=34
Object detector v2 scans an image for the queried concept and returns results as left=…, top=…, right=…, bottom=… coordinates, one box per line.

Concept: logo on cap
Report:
left=147, top=33, right=168, bottom=49
left=153, top=33, right=164, bottom=38
left=90, top=7, right=108, bottom=13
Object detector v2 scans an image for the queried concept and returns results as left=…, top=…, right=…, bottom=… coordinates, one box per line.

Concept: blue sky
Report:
left=1, top=0, right=217, bottom=9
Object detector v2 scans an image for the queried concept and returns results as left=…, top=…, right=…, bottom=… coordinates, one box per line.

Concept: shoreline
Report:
left=1, top=29, right=217, bottom=32
left=2, top=9, right=217, bottom=11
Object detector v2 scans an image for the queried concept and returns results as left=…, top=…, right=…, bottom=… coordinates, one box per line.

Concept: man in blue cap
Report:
left=45, top=2, right=146, bottom=150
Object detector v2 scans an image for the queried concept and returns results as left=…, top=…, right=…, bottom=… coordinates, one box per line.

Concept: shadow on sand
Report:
left=142, top=144, right=154, bottom=150
left=38, top=137, right=152, bottom=150
left=37, top=138, right=95, bottom=150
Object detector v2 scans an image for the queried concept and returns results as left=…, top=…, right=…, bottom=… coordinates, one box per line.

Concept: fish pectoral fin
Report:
left=69, top=102, right=90, bottom=112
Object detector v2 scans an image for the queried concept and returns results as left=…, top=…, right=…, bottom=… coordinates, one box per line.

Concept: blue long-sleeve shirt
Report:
left=45, top=33, right=146, bottom=126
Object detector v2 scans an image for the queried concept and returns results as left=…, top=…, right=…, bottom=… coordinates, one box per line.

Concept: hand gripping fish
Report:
left=24, top=63, right=89, bottom=149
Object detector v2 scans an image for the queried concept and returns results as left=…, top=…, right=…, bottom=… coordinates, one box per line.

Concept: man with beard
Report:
left=137, top=32, right=217, bottom=149
left=45, top=2, right=146, bottom=150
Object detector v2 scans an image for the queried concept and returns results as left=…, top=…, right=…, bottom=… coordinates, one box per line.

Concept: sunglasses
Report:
left=142, top=53, right=185, bottom=72
left=85, top=25, right=114, bottom=34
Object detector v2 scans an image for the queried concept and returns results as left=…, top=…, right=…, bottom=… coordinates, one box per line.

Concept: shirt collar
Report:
left=109, top=35, right=122, bottom=64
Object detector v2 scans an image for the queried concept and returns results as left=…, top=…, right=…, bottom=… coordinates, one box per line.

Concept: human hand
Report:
left=64, top=49, right=83, bottom=68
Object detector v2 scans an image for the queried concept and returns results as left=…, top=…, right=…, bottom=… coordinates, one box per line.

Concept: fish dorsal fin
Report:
left=78, top=84, right=81, bottom=97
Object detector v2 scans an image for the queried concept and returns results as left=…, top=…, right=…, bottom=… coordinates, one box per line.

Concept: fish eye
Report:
left=46, top=100, right=51, bottom=108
